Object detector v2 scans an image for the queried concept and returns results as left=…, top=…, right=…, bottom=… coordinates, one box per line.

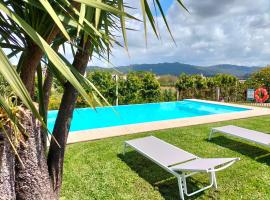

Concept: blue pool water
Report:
left=47, top=100, right=250, bottom=132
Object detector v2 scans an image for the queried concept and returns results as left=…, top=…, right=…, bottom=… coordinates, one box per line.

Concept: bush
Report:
left=158, top=75, right=177, bottom=86
left=162, top=89, right=176, bottom=102
left=48, top=94, right=62, bottom=110
left=140, top=72, right=161, bottom=103
left=175, top=73, right=243, bottom=102
left=246, top=65, right=270, bottom=89
left=119, top=72, right=143, bottom=104
left=119, top=71, right=161, bottom=104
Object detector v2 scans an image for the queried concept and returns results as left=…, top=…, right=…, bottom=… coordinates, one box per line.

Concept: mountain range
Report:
left=87, top=62, right=262, bottom=78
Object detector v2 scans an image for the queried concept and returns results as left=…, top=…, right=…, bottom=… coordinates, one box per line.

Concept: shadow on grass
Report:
left=118, top=151, right=212, bottom=200
left=208, top=136, right=270, bottom=165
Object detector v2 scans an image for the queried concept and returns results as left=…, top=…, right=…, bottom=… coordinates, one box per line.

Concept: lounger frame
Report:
left=209, top=126, right=270, bottom=148
left=123, top=139, right=237, bottom=200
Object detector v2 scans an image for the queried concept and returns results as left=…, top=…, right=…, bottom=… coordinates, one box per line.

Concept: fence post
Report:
left=216, top=87, right=220, bottom=101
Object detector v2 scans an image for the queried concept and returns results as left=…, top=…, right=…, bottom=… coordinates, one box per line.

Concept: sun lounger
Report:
left=209, top=125, right=270, bottom=148
left=123, top=136, right=239, bottom=200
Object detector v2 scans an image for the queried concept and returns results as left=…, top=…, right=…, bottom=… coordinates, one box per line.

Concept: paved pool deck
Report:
left=66, top=99, right=270, bottom=144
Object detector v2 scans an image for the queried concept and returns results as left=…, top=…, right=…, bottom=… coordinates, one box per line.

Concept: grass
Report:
left=61, top=115, right=270, bottom=200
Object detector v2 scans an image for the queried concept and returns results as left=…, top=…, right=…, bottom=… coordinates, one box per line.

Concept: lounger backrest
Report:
left=125, top=136, right=197, bottom=167
left=213, top=125, right=270, bottom=146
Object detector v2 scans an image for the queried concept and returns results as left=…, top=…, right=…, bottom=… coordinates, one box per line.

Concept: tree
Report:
left=191, top=74, right=207, bottom=98
left=205, top=77, right=218, bottom=100
left=175, top=73, right=194, bottom=99
left=214, top=74, right=238, bottom=101
left=119, top=72, right=143, bottom=104
left=0, top=1, right=188, bottom=199
left=162, top=89, right=176, bottom=102
left=140, top=72, right=161, bottom=102
left=0, top=1, right=117, bottom=197
left=247, top=65, right=270, bottom=89
left=158, top=75, right=178, bottom=86
left=87, top=71, right=116, bottom=105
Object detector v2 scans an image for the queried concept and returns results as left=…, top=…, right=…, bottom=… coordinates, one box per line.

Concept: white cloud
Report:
left=89, top=0, right=270, bottom=67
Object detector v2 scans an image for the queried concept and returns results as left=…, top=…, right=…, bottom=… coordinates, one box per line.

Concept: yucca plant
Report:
left=0, top=0, right=187, bottom=199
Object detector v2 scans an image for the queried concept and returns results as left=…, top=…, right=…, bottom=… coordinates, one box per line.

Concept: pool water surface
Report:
left=47, top=100, right=250, bottom=132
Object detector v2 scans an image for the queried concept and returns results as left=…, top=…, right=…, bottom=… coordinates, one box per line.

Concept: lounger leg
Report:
left=183, top=172, right=215, bottom=197
left=181, top=173, right=188, bottom=195
left=177, top=175, right=185, bottom=200
left=211, top=171, right=218, bottom=189
left=123, top=143, right=127, bottom=155
left=208, top=129, right=214, bottom=140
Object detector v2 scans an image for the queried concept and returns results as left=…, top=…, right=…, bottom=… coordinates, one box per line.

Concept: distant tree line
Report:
left=47, top=66, right=270, bottom=109
left=48, top=71, right=175, bottom=109
left=175, top=66, right=270, bottom=102
left=175, top=73, right=242, bottom=101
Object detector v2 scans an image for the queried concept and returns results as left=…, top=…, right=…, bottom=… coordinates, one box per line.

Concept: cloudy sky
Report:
left=91, top=0, right=270, bottom=67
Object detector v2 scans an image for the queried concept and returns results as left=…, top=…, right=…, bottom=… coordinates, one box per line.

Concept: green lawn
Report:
left=61, top=115, right=270, bottom=200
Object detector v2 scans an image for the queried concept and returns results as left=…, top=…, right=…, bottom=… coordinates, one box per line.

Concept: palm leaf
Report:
left=0, top=94, right=26, bottom=138
left=176, top=0, right=189, bottom=13
left=38, top=0, right=71, bottom=41
left=144, top=0, right=158, bottom=38
left=154, top=0, right=175, bottom=43
left=37, top=64, right=46, bottom=123
left=0, top=2, right=93, bottom=107
left=56, top=53, right=110, bottom=107
left=118, top=0, right=128, bottom=52
left=140, top=0, right=147, bottom=45
left=95, top=0, right=101, bottom=28
left=77, top=3, right=86, bottom=36
left=0, top=47, right=43, bottom=125
left=73, top=0, right=137, bottom=20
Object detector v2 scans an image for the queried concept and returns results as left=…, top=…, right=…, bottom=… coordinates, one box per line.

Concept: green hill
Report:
left=87, top=62, right=262, bottom=78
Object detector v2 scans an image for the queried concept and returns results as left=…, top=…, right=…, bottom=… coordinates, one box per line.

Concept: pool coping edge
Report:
left=65, top=99, right=270, bottom=144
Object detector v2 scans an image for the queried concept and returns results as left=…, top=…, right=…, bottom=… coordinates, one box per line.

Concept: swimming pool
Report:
left=47, top=100, right=250, bottom=132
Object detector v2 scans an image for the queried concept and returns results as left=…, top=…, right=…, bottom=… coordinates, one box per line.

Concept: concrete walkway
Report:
left=66, top=99, right=270, bottom=144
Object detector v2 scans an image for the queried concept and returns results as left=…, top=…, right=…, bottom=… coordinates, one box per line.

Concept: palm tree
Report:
left=0, top=0, right=188, bottom=199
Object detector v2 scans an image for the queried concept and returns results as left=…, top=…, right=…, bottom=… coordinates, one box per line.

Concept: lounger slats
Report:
left=212, top=125, right=270, bottom=146
left=125, top=136, right=239, bottom=200
left=170, top=158, right=237, bottom=172
left=125, top=136, right=197, bottom=167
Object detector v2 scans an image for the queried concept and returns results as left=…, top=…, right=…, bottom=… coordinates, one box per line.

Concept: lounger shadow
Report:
left=119, top=152, right=204, bottom=200
left=208, top=125, right=270, bottom=165
left=208, top=136, right=270, bottom=165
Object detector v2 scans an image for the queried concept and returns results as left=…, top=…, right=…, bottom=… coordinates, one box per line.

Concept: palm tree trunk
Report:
left=41, top=45, right=60, bottom=150
left=47, top=36, right=92, bottom=197
left=11, top=27, right=60, bottom=199
left=43, top=69, right=54, bottom=115
left=0, top=133, right=16, bottom=200
left=43, top=45, right=60, bottom=115
left=20, top=26, right=60, bottom=98
left=15, top=112, right=56, bottom=199
left=6, top=47, right=57, bottom=199
left=40, top=68, right=54, bottom=150
left=19, top=44, right=44, bottom=97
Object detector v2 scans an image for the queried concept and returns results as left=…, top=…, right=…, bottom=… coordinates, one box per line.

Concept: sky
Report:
left=90, top=0, right=270, bottom=68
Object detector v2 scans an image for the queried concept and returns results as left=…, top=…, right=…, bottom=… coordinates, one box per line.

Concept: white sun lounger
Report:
left=123, top=136, right=239, bottom=200
left=209, top=125, right=270, bottom=148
